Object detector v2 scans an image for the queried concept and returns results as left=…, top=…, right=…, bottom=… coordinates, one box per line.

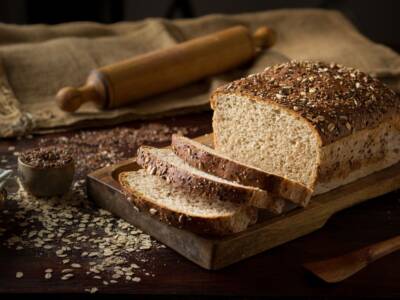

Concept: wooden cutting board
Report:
left=87, top=134, right=400, bottom=270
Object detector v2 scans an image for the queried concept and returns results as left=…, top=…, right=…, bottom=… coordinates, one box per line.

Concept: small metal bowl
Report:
left=18, top=157, right=75, bottom=197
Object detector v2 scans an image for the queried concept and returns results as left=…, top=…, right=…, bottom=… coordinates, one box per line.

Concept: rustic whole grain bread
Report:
left=211, top=61, right=400, bottom=194
left=119, top=169, right=257, bottom=236
left=171, top=134, right=312, bottom=206
left=136, top=146, right=286, bottom=213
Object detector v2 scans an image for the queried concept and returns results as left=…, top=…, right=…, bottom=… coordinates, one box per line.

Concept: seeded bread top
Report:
left=211, top=61, right=400, bottom=145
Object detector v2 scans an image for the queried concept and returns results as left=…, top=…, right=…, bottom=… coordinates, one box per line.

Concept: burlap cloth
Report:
left=1, top=9, right=400, bottom=137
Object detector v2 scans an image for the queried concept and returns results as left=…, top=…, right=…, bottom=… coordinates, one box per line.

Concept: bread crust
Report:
left=171, top=134, right=312, bottom=206
left=119, top=172, right=258, bottom=236
left=211, top=61, right=400, bottom=146
left=314, top=117, right=400, bottom=194
left=137, top=146, right=286, bottom=214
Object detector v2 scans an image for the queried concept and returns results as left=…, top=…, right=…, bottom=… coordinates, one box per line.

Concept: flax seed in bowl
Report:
left=18, top=147, right=75, bottom=197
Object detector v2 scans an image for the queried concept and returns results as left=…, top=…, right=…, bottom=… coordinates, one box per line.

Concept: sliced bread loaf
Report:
left=137, top=146, right=286, bottom=214
left=119, top=169, right=257, bottom=236
left=211, top=61, right=400, bottom=195
left=171, top=134, right=312, bottom=206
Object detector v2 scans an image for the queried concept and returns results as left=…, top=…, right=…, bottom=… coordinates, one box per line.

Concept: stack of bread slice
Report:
left=119, top=134, right=311, bottom=236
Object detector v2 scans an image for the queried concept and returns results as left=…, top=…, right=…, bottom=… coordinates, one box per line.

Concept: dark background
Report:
left=0, top=0, right=399, bottom=51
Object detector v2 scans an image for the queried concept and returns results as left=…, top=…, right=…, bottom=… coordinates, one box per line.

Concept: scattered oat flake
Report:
left=85, top=287, right=98, bottom=294
left=16, top=272, right=24, bottom=278
left=45, top=273, right=52, bottom=279
left=0, top=126, right=182, bottom=286
left=62, top=269, right=73, bottom=273
left=131, top=264, right=140, bottom=269
left=61, top=273, right=74, bottom=280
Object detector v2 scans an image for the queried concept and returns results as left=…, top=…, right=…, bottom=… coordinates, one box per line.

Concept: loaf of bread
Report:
left=211, top=61, right=400, bottom=194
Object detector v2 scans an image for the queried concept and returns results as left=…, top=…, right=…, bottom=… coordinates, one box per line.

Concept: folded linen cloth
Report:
left=0, top=9, right=399, bottom=137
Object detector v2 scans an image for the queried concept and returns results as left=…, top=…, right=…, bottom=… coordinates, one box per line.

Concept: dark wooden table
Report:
left=1, top=111, right=400, bottom=298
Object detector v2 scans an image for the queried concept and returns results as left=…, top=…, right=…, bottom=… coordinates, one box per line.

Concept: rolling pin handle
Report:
left=56, top=84, right=103, bottom=113
left=252, top=26, right=276, bottom=51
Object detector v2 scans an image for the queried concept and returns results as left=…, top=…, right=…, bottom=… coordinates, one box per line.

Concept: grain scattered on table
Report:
left=85, top=287, right=98, bottom=294
left=0, top=123, right=203, bottom=292
left=61, top=273, right=74, bottom=280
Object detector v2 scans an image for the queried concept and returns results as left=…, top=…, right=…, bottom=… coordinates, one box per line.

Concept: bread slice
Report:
left=171, top=134, right=312, bottom=206
left=137, top=146, right=286, bottom=214
left=119, top=169, right=257, bottom=236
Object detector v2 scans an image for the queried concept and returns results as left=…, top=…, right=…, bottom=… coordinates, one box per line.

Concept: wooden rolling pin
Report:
left=56, top=25, right=275, bottom=112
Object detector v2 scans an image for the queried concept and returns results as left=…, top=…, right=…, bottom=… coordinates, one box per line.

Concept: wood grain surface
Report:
left=1, top=111, right=400, bottom=297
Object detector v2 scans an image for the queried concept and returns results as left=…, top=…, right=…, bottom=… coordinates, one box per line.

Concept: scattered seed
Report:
left=61, top=273, right=74, bottom=280
left=16, top=272, right=24, bottom=278
left=131, top=264, right=140, bottom=269
left=1, top=125, right=184, bottom=290
left=85, top=287, right=98, bottom=294
left=62, top=269, right=73, bottom=273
